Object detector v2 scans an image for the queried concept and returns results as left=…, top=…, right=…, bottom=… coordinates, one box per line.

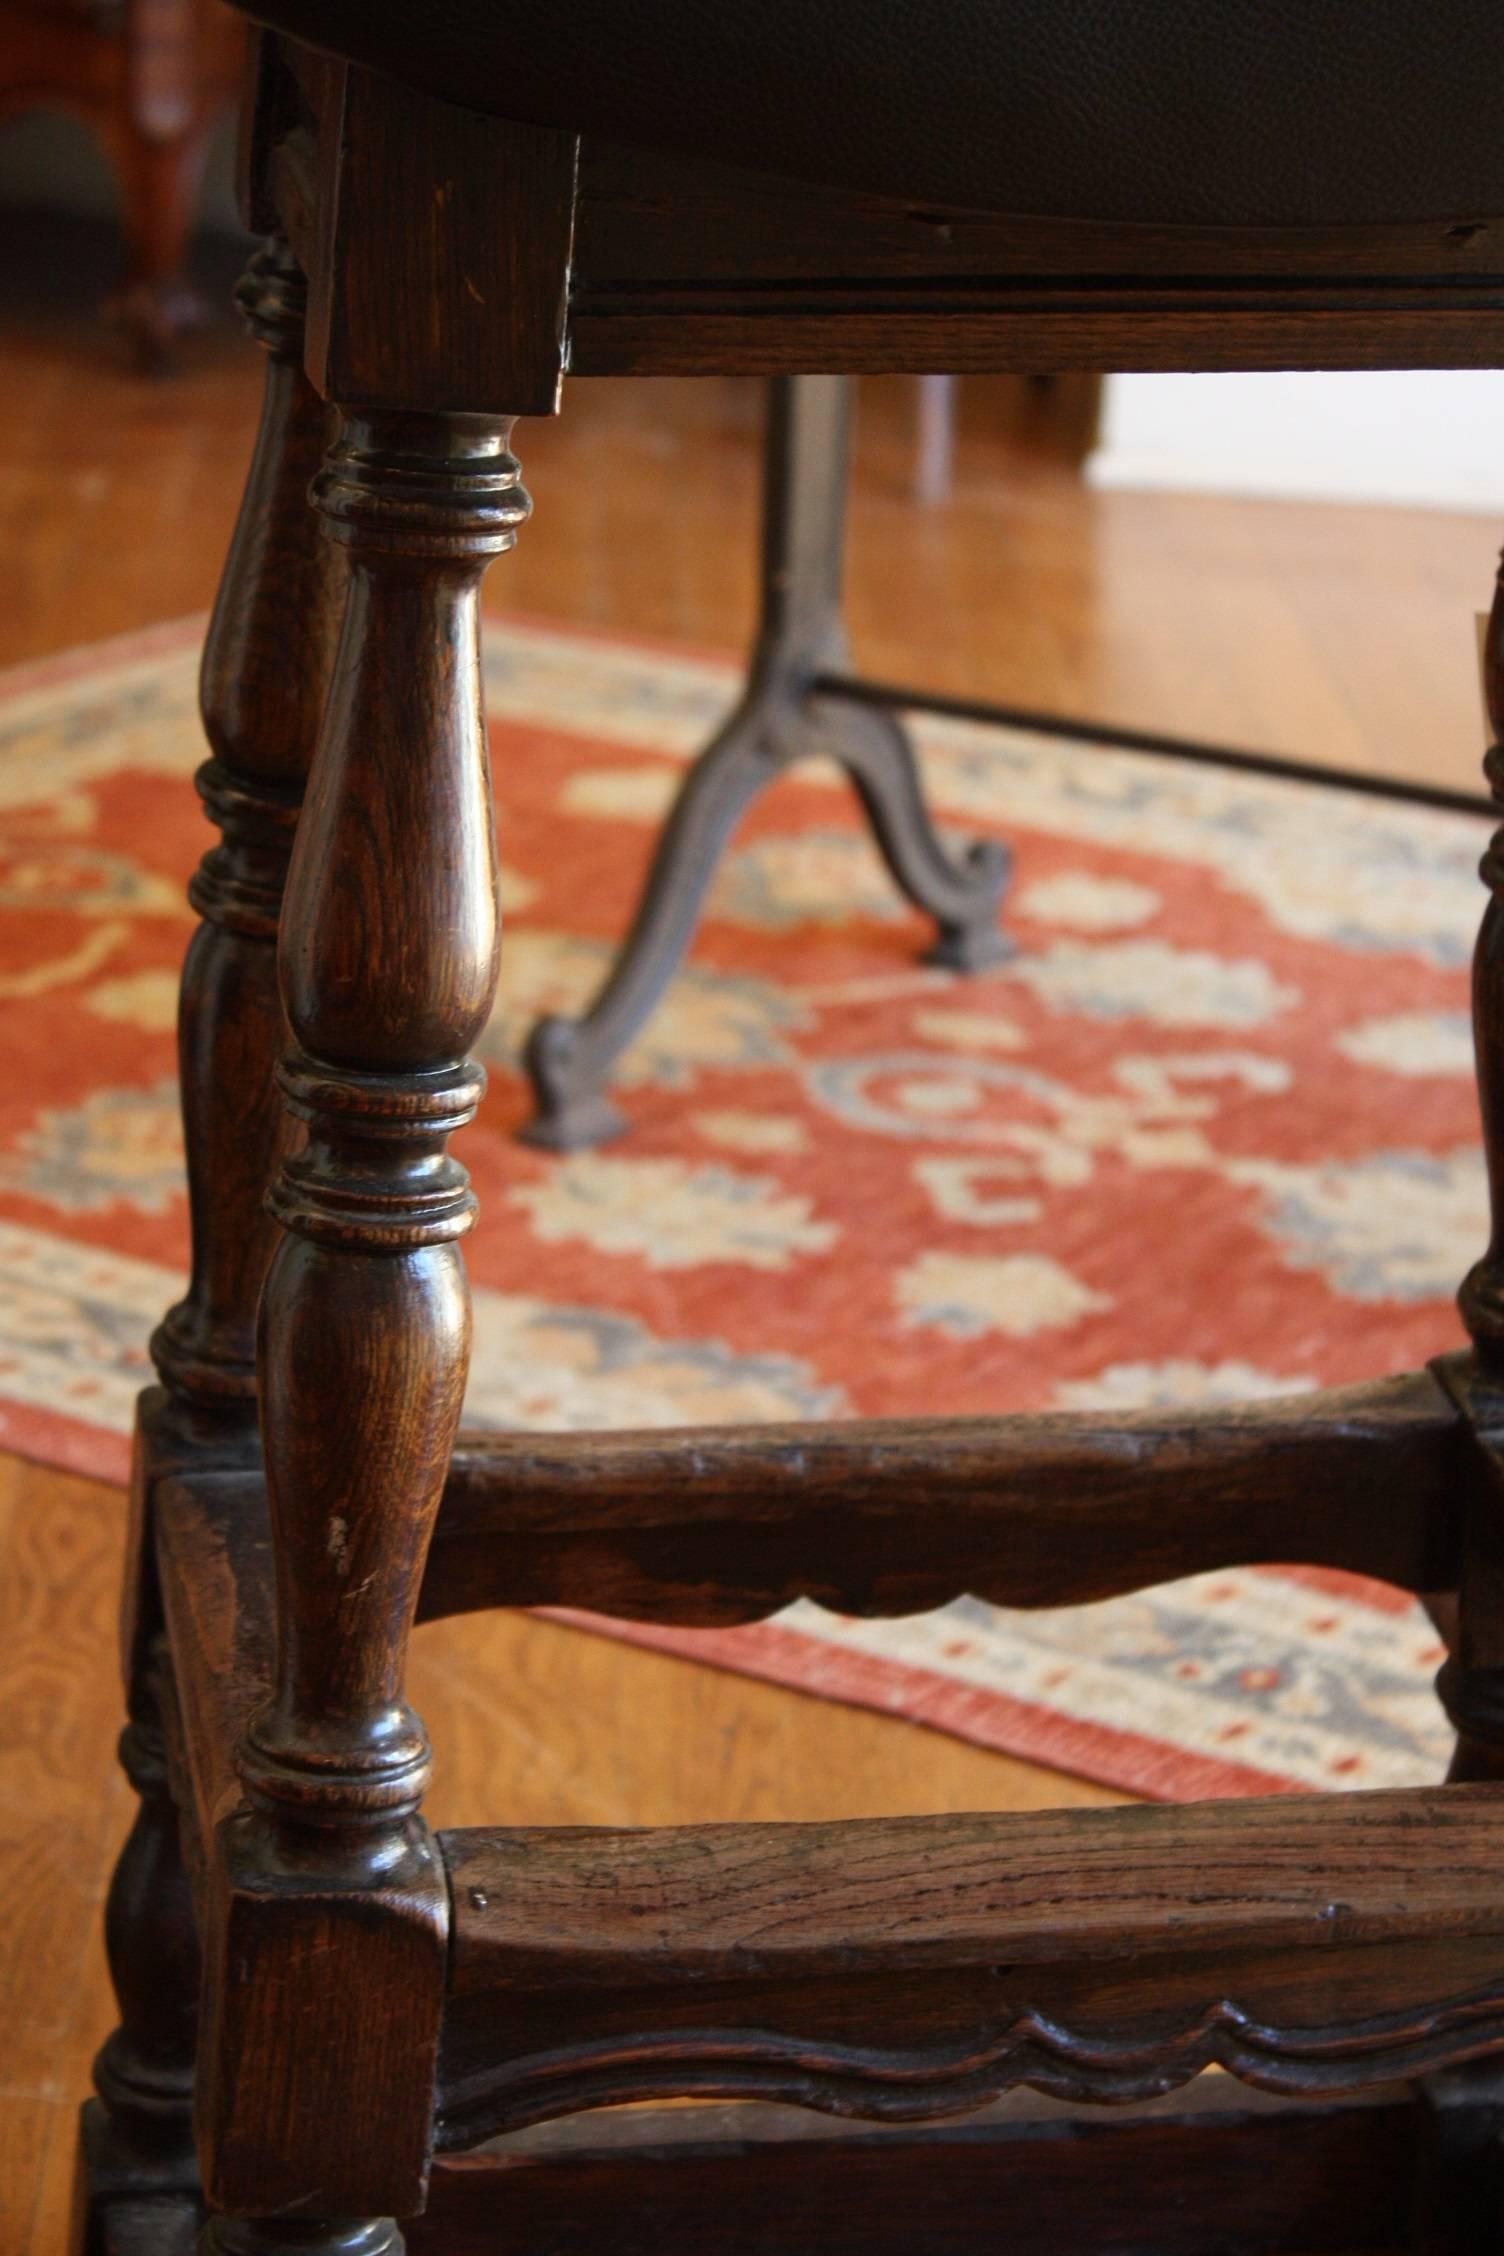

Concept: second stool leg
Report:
left=153, top=236, right=344, bottom=1422
left=1421, top=536, right=1504, bottom=2256
left=1444, top=536, right=1504, bottom=1783
left=77, top=1690, right=200, bottom=2254
left=79, top=235, right=342, bottom=2256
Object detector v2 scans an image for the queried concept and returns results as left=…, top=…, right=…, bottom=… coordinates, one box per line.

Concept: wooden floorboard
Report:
left=0, top=211, right=1494, bottom=2248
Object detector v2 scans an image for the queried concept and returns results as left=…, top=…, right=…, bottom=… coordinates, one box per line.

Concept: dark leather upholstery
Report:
left=237, top=0, right=1504, bottom=229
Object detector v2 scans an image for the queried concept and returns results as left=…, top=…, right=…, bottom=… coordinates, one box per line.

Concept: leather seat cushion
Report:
left=237, top=0, right=1504, bottom=230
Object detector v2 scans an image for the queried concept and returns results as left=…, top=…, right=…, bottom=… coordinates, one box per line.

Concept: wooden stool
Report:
left=74, top=10, right=1504, bottom=2252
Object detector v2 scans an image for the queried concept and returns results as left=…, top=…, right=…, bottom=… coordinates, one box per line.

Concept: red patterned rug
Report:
left=0, top=616, right=1484, bottom=1799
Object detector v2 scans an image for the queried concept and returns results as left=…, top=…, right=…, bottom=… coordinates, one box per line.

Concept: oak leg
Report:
left=1421, top=539, right=1504, bottom=2254
left=522, top=373, right=1009, bottom=1149
left=79, top=238, right=341, bottom=2256
left=75, top=1696, right=200, bottom=2256
left=1413, top=2063, right=1504, bottom=2255
left=195, top=410, right=521, bottom=2236
left=1443, top=540, right=1504, bottom=1784
left=152, top=237, right=343, bottom=1424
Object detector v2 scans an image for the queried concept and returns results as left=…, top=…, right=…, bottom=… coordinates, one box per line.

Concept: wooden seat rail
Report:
left=428, top=1364, right=1463, bottom=1625
left=434, top=1789, right=1504, bottom=2147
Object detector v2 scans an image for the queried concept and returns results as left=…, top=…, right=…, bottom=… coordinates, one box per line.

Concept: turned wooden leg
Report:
left=75, top=1690, right=200, bottom=2256
left=1440, top=543, right=1504, bottom=1788
left=151, top=237, right=343, bottom=1424
left=80, top=238, right=341, bottom=2256
left=195, top=409, right=521, bottom=2239
left=1416, top=537, right=1504, bottom=2255
left=1413, top=2062, right=1504, bottom=2255
left=522, top=373, right=1009, bottom=1148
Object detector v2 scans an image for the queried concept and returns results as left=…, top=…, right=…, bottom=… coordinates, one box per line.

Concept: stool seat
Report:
left=240, top=0, right=1504, bottom=228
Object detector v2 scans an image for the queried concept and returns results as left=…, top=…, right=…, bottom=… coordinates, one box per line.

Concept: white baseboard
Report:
left=1088, top=371, right=1504, bottom=513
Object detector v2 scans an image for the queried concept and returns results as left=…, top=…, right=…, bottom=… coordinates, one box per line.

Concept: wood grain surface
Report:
left=430, top=1368, right=1462, bottom=1624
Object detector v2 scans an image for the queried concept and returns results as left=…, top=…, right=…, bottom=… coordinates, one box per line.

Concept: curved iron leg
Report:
left=522, top=698, right=782, bottom=1149
left=520, top=373, right=1012, bottom=1147
left=817, top=693, right=1011, bottom=972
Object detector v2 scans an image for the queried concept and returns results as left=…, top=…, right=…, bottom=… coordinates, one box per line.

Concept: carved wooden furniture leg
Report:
left=1415, top=541, right=1504, bottom=2247
left=194, top=408, right=520, bottom=2253
left=152, top=239, right=342, bottom=1427
left=1439, top=541, right=1504, bottom=1789
left=521, top=372, right=1010, bottom=1149
left=76, top=235, right=341, bottom=2256
left=75, top=1689, right=200, bottom=2256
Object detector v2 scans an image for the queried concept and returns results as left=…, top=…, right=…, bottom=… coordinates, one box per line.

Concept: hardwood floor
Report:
left=0, top=218, right=1496, bottom=2252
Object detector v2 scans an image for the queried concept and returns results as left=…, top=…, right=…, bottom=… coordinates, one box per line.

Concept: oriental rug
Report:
left=0, top=614, right=1483, bottom=1799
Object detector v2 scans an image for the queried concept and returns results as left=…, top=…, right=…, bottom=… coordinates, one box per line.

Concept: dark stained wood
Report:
left=1413, top=2061, right=1504, bottom=2256
left=149, top=1358, right=1460, bottom=1863
left=154, top=1454, right=441, bottom=2231
left=574, top=143, right=1504, bottom=286
left=73, top=2093, right=201, bottom=2256
left=1459, top=554, right=1504, bottom=1376
left=90, top=1712, right=198, bottom=2142
left=437, top=1795, right=1504, bottom=2143
left=1439, top=552, right=1504, bottom=1786
left=243, top=404, right=522, bottom=1821
left=76, top=1707, right=201, bottom=2253
left=568, top=301, right=1504, bottom=380
left=300, top=65, right=577, bottom=417
left=562, top=151, right=1504, bottom=376
left=154, top=1468, right=267, bottom=1856
left=242, top=406, right=517, bottom=1816
left=148, top=1429, right=1503, bottom=2154
left=428, top=1367, right=1461, bottom=1625
left=193, top=406, right=527, bottom=2223
left=238, top=51, right=1504, bottom=392
left=157, top=1455, right=454, bottom=2226
left=150, top=236, right=342, bottom=1419
left=11, top=247, right=1497, bottom=798
left=447, top=1791, right=1504, bottom=1989
left=236, top=24, right=308, bottom=237
left=196, top=1817, right=449, bottom=2223
left=148, top=1455, right=1116, bottom=1902
left=417, top=2086, right=1417, bottom=2256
